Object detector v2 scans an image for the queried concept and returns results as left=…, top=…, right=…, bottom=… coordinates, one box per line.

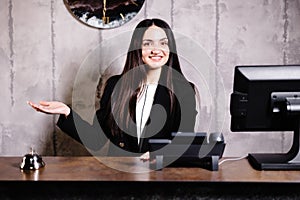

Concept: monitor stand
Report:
left=248, top=119, right=300, bottom=170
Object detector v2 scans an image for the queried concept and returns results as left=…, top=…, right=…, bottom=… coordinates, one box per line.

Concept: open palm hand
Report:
left=27, top=101, right=70, bottom=116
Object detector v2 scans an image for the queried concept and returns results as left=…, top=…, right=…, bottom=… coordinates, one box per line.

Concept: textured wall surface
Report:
left=0, top=0, right=300, bottom=157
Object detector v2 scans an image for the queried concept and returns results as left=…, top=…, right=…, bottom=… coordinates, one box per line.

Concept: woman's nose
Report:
left=151, top=48, right=161, bottom=54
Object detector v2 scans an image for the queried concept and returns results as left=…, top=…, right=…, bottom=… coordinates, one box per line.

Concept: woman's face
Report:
left=141, top=25, right=170, bottom=70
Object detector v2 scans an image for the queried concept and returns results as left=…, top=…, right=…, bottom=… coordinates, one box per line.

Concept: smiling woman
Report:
left=28, top=18, right=198, bottom=160
left=63, top=0, right=145, bottom=29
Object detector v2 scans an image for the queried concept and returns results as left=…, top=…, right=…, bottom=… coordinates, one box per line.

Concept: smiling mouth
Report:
left=149, top=55, right=163, bottom=61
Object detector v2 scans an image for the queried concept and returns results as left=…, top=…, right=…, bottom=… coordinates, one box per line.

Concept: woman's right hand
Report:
left=27, top=101, right=71, bottom=117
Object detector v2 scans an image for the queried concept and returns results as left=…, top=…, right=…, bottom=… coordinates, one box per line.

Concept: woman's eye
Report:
left=142, top=42, right=151, bottom=47
left=161, top=41, right=168, bottom=46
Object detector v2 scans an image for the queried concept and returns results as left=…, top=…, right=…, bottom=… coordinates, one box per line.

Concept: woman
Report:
left=28, top=18, right=197, bottom=159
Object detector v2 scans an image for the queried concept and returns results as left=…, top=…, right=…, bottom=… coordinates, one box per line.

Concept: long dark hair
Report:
left=108, top=18, right=186, bottom=137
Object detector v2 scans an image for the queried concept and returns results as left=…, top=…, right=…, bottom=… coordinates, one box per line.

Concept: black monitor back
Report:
left=230, top=65, right=300, bottom=132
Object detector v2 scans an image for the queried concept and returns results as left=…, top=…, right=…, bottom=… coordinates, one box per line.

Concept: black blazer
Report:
left=57, top=74, right=197, bottom=156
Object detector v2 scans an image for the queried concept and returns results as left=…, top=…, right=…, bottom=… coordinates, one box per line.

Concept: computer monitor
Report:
left=230, top=65, right=300, bottom=170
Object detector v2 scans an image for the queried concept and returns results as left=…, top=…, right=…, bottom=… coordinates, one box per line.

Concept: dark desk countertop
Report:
left=1, top=156, right=300, bottom=199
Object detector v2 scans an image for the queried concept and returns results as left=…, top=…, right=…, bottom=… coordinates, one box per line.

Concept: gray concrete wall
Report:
left=0, top=0, right=299, bottom=157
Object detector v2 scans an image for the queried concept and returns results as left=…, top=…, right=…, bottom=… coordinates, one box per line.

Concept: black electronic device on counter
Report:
left=230, top=65, right=300, bottom=170
left=149, top=132, right=226, bottom=171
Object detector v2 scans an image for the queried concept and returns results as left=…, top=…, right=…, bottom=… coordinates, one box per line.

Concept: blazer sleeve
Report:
left=56, top=75, right=120, bottom=151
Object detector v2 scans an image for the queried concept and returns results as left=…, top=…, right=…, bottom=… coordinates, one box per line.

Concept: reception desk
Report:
left=1, top=156, right=300, bottom=199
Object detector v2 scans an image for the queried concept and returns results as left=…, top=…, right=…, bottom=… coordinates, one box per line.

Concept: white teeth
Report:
left=149, top=56, right=162, bottom=58
left=150, top=57, right=162, bottom=60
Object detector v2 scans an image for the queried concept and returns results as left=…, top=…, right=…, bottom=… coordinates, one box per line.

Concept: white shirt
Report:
left=136, top=84, right=158, bottom=145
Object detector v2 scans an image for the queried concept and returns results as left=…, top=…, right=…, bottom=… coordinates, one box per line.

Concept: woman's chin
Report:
left=147, top=62, right=167, bottom=70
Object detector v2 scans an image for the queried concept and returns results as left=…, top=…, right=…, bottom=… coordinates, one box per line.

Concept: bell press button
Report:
left=119, top=142, right=125, bottom=148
